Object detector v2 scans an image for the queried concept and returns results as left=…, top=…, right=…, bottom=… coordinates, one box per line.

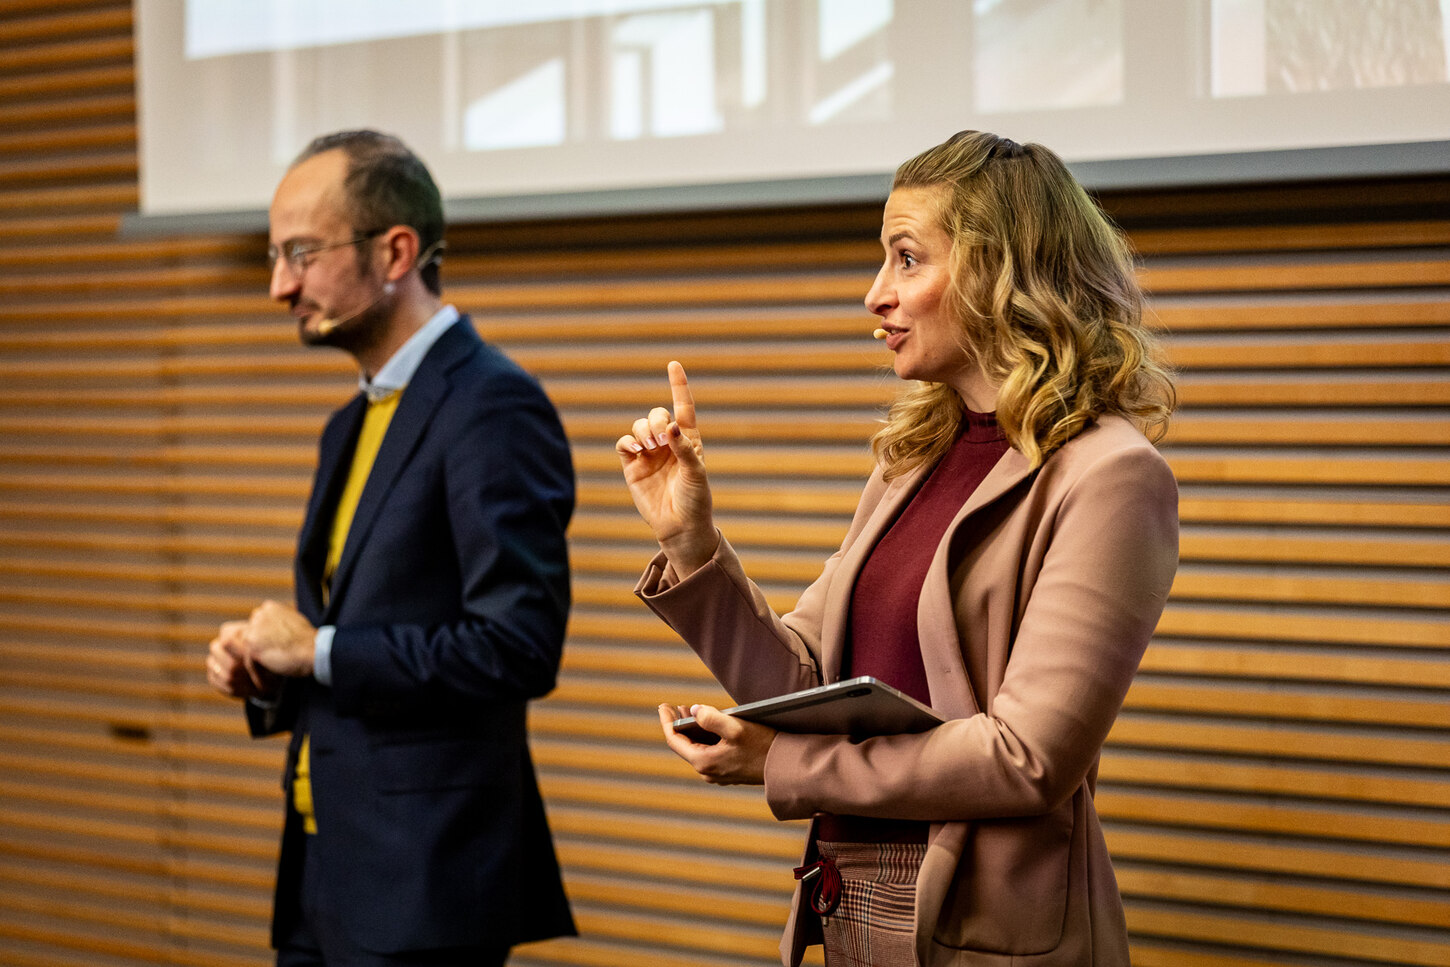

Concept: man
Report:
left=205, top=130, right=576, bottom=966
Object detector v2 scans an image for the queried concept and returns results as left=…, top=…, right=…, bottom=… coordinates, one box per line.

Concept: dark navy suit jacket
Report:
left=248, top=316, right=576, bottom=953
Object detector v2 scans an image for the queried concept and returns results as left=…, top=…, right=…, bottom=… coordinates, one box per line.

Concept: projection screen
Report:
left=132, top=0, right=1450, bottom=226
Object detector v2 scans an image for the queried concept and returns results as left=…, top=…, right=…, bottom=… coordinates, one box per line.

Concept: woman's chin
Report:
left=892, top=359, right=927, bottom=383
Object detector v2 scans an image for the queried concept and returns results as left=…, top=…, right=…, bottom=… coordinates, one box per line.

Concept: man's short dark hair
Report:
left=295, top=130, right=446, bottom=295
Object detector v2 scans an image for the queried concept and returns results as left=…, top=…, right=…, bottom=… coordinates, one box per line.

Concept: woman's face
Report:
left=865, top=187, right=996, bottom=410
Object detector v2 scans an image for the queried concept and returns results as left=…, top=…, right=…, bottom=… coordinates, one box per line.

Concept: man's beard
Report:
left=296, top=280, right=391, bottom=352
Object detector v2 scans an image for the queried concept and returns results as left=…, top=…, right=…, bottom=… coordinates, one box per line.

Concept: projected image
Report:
left=137, top=0, right=1450, bottom=217
left=973, top=0, right=1125, bottom=113
left=1212, top=0, right=1450, bottom=97
left=184, top=0, right=896, bottom=158
left=607, top=10, right=726, bottom=140
left=810, top=0, right=894, bottom=124
left=449, top=7, right=732, bottom=152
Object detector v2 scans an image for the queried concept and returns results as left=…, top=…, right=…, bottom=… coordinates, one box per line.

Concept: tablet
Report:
left=671, top=676, right=945, bottom=745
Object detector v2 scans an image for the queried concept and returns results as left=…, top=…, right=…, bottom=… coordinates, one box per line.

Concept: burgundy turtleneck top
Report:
left=817, top=410, right=1010, bottom=843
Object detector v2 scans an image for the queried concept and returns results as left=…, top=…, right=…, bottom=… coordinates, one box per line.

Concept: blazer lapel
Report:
left=816, top=465, right=930, bottom=682
left=916, top=446, right=1035, bottom=718
left=295, top=393, right=367, bottom=622
left=324, top=322, right=474, bottom=608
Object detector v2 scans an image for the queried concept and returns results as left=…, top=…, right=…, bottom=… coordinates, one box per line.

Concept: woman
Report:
left=616, top=130, right=1178, bottom=967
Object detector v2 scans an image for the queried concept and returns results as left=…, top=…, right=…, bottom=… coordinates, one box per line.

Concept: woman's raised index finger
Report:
left=667, top=361, right=697, bottom=430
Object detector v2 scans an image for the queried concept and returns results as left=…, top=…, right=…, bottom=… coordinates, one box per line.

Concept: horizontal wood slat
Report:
left=1130, top=221, right=1450, bottom=254
left=1097, top=786, right=1450, bottom=850
left=0, top=5, right=131, bottom=44
left=0, top=181, right=136, bottom=213
left=1125, top=904, right=1450, bottom=967
left=1106, top=825, right=1450, bottom=892
left=0, top=62, right=132, bottom=103
left=1141, top=258, right=1450, bottom=292
left=1102, top=753, right=1450, bottom=812
left=0, top=151, right=137, bottom=187
left=0, top=92, right=133, bottom=128
left=1153, top=298, right=1450, bottom=331
left=1118, top=864, right=1450, bottom=930
left=0, top=35, right=132, bottom=74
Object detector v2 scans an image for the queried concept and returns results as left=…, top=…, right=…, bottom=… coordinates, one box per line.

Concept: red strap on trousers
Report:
left=792, top=857, right=842, bottom=915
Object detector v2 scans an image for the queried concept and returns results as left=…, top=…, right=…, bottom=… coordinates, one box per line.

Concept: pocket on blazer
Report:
left=371, top=736, right=516, bottom=793
left=933, top=798, right=1075, bottom=954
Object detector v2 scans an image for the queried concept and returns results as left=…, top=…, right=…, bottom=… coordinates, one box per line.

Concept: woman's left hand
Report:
left=659, top=703, right=776, bottom=785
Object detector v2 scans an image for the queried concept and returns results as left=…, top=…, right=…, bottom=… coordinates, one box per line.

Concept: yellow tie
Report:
left=295, top=390, right=402, bottom=834
left=324, top=391, right=402, bottom=594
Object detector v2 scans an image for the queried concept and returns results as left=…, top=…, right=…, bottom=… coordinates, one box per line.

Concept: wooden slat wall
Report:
left=0, top=2, right=1446, bottom=965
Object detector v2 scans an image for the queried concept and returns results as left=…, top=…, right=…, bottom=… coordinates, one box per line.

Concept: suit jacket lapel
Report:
left=816, top=465, right=929, bottom=683
left=916, top=446, right=1035, bottom=718
left=295, top=393, right=367, bottom=622
left=323, top=321, right=474, bottom=608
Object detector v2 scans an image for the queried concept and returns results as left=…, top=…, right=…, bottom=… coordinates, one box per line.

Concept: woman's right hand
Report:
left=616, top=361, right=717, bottom=577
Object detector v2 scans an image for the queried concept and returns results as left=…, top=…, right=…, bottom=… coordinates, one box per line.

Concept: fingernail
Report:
left=655, top=433, right=669, bottom=448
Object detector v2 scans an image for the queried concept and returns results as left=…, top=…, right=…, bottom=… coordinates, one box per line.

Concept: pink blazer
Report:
left=637, top=414, right=1179, bottom=966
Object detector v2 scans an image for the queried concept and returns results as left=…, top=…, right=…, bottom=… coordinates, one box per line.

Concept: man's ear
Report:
left=379, top=225, right=420, bottom=283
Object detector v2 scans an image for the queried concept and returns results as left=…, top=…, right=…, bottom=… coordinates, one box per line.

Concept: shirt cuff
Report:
left=314, top=625, right=336, bottom=686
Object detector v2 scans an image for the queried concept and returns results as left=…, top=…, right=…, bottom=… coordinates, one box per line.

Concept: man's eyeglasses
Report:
left=268, top=230, right=383, bottom=276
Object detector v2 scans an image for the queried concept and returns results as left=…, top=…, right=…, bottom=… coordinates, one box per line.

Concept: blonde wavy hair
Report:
left=871, top=131, right=1176, bottom=478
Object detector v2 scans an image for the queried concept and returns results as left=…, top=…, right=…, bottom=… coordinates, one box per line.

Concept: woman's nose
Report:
left=864, top=266, right=893, bottom=315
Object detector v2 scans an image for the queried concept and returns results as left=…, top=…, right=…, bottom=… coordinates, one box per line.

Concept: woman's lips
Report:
left=873, top=325, right=904, bottom=350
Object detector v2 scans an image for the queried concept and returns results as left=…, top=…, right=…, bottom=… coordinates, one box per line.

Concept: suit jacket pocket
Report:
left=933, top=798, right=1074, bottom=955
left=371, top=735, right=516, bottom=793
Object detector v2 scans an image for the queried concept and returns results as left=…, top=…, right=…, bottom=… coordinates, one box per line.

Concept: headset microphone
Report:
left=316, top=284, right=392, bottom=336
left=416, top=239, right=446, bottom=269
left=314, top=239, right=444, bottom=336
